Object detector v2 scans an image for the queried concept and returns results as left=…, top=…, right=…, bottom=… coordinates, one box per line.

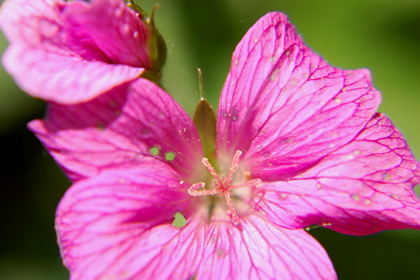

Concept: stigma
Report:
left=188, top=150, right=262, bottom=225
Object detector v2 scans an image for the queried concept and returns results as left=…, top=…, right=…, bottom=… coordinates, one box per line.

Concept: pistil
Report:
left=188, top=150, right=262, bottom=225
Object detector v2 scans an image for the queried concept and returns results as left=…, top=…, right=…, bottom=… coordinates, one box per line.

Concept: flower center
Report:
left=188, top=150, right=261, bottom=225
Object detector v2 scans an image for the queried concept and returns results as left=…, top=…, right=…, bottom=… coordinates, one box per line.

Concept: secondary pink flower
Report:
left=29, top=12, right=420, bottom=279
left=0, top=0, right=164, bottom=104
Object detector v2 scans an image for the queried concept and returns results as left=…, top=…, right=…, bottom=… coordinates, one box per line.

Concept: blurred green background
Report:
left=1, top=0, right=419, bottom=279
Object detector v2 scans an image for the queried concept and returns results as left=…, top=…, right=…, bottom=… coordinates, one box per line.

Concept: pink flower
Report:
left=29, top=12, right=420, bottom=279
left=0, top=0, right=164, bottom=104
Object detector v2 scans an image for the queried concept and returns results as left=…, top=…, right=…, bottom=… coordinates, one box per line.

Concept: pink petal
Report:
left=0, top=0, right=106, bottom=60
left=3, top=45, right=143, bottom=104
left=63, top=0, right=150, bottom=67
left=196, top=214, right=336, bottom=279
left=57, top=166, right=202, bottom=279
left=28, top=78, right=202, bottom=181
left=59, top=168, right=336, bottom=279
left=253, top=113, right=420, bottom=235
left=0, top=0, right=147, bottom=104
left=0, top=0, right=66, bottom=47
left=217, top=12, right=380, bottom=179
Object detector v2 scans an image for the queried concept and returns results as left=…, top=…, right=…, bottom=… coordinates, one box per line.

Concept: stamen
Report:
left=227, top=150, right=242, bottom=182
left=188, top=182, right=219, bottom=196
left=187, top=150, right=261, bottom=225
left=202, top=158, right=219, bottom=180
left=224, top=191, right=239, bottom=225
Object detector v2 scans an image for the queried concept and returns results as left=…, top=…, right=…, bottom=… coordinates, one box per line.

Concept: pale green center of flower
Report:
left=188, top=150, right=261, bottom=225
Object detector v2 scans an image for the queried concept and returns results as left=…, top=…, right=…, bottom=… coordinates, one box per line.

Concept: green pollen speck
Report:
left=165, top=152, right=176, bottom=161
left=172, top=212, right=187, bottom=228
left=149, top=146, right=160, bottom=156
left=96, top=123, right=105, bottom=131
left=109, top=100, right=117, bottom=108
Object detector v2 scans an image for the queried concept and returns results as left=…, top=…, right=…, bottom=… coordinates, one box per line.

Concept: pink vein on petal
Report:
left=253, top=113, right=420, bottom=235
left=28, top=78, right=202, bottom=181
left=217, top=12, right=380, bottom=180
left=57, top=166, right=203, bottom=279
left=196, top=214, right=336, bottom=279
